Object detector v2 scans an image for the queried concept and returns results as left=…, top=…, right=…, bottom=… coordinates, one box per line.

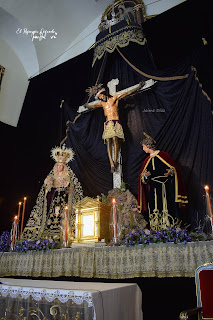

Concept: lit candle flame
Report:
left=24, top=197, right=27, bottom=200
left=112, top=198, right=116, bottom=204
left=205, top=185, right=209, bottom=191
left=19, top=202, right=22, bottom=205
left=14, top=215, right=18, bottom=220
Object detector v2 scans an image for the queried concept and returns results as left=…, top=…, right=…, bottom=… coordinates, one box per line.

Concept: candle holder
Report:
left=204, top=186, right=213, bottom=232
left=112, top=198, right=118, bottom=243
left=11, top=216, right=18, bottom=250
left=20, top=197, right=27, bottom=237
left=17, top=202, right=22, bottom=240
left=63, top=206, right=69, bottom=248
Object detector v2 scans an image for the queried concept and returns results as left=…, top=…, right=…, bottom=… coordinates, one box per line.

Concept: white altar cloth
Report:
left=0, top=278, right=142, bottom=320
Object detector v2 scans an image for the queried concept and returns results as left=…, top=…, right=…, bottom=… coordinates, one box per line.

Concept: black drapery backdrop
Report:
left=1, top=0, right=213, bottom=233
left=64, top=42, right=213, bottom=227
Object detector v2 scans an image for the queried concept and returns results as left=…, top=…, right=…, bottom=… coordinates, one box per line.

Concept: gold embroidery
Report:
left=149, top=210, right=181, bottom=231
left=155, top=155, right=188, bottom=204
left=148, top=179, right=181, bottom=231
left=21, top=166, right=83, bottom=241
left=140, top=153, right=187, bottom=227
left=152, top=157, right=155, bottom=170
left=0, top=297, right=93, bottom=320
left=93, top=26, right=146, bottom=66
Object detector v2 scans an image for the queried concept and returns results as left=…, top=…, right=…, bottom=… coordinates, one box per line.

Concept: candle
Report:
left=205, top=186, right=213, bottom=231
left=11, top=216, right=18, bottom=250
left=112, top=199, right=118, bottom=243
left=64, top=206, right=68, bottom=247
left=17, top=202, right=22, bottom=221
left=20, top=197, right=27, bottom=236
left=17, top=202, right=22, bottom=240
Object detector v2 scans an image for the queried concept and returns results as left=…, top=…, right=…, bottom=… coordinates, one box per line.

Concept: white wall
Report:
left=0, top=37, right=29, bottom=126
left=57, top=16, right=101, bottom=66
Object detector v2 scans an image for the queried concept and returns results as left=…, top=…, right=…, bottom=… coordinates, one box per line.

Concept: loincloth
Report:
left=102, top=119, right=125, bottom=142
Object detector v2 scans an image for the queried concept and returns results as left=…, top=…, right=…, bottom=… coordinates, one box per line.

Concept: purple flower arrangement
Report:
left=122, top=228, right=205, bottom=246
left=14, top=238, right=60, bottom=253
left=0, top=231, right=11, bottom=252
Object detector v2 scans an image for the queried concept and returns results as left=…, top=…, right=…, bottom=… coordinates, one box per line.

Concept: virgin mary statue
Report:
left=21, top=144, right=83, bottom=241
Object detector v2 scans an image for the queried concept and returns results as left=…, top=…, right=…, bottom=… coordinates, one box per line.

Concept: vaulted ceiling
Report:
left=0, top=0, right=186, bottom=78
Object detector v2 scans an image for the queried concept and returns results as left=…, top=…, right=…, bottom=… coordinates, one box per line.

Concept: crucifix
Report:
left=77, top=78, right=156, bottom=187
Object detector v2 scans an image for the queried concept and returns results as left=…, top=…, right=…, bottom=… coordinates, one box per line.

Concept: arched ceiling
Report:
left=0, top=0, right=186, bottom=78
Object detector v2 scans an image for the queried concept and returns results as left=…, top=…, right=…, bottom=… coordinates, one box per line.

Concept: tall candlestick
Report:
left=11, top=216, right=18, bottom=250
left=17, top=202, right=22, bottom=221
left=205, top=186, right=213, bottom=231
left=63, top=206, right=68, bottom=247
left=112, top=199, right=118, bottom=243
left=20, top=197, right=27, bottom=236
left=17, top=202, right=22, bottom=240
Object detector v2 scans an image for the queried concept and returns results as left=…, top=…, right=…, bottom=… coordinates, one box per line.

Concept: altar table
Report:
left=0, top=278, right=142, bottom=320
left=0, top=241, right=213, bottom=278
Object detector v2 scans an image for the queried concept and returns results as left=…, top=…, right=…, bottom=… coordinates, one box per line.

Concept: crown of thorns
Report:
left=85, top=83, right=105, bottom=97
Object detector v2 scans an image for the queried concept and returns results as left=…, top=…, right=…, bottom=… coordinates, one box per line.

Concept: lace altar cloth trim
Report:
left=1, top=241, right=213, bottom=278
left=0, top=284, right=93, bottom=306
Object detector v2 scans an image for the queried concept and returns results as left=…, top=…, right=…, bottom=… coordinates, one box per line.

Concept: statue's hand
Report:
left=164, top=169, right=172, bottom=177
left=144, top=169, right=151, bottom=177
left=44, top=176, right=53, bottom=192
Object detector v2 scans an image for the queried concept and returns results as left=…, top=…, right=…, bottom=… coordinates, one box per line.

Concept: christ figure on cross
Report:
left=88, top=83, right=144, bottom=172
left=79, top=79, right=156, bottom=173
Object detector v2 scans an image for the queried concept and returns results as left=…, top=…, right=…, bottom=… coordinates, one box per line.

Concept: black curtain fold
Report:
left=64, top=44, right=213, bottom=227
left=65, top=106, right=112, bottom=196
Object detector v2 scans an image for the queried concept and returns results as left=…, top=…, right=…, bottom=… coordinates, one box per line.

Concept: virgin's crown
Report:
left=51, top=144, right=74, bottom=164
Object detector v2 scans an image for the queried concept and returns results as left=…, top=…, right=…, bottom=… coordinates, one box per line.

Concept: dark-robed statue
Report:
left=138, top=133, right=188, bottom=230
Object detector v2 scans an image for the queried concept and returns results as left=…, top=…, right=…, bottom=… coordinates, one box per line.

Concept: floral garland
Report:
left=0, top=231, right=61, bottom=253
left=121, top=227, right=206, bottom=246
left=0, top=231, right=11, bottom=252
left=14, top=238, right=60, bottom=253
